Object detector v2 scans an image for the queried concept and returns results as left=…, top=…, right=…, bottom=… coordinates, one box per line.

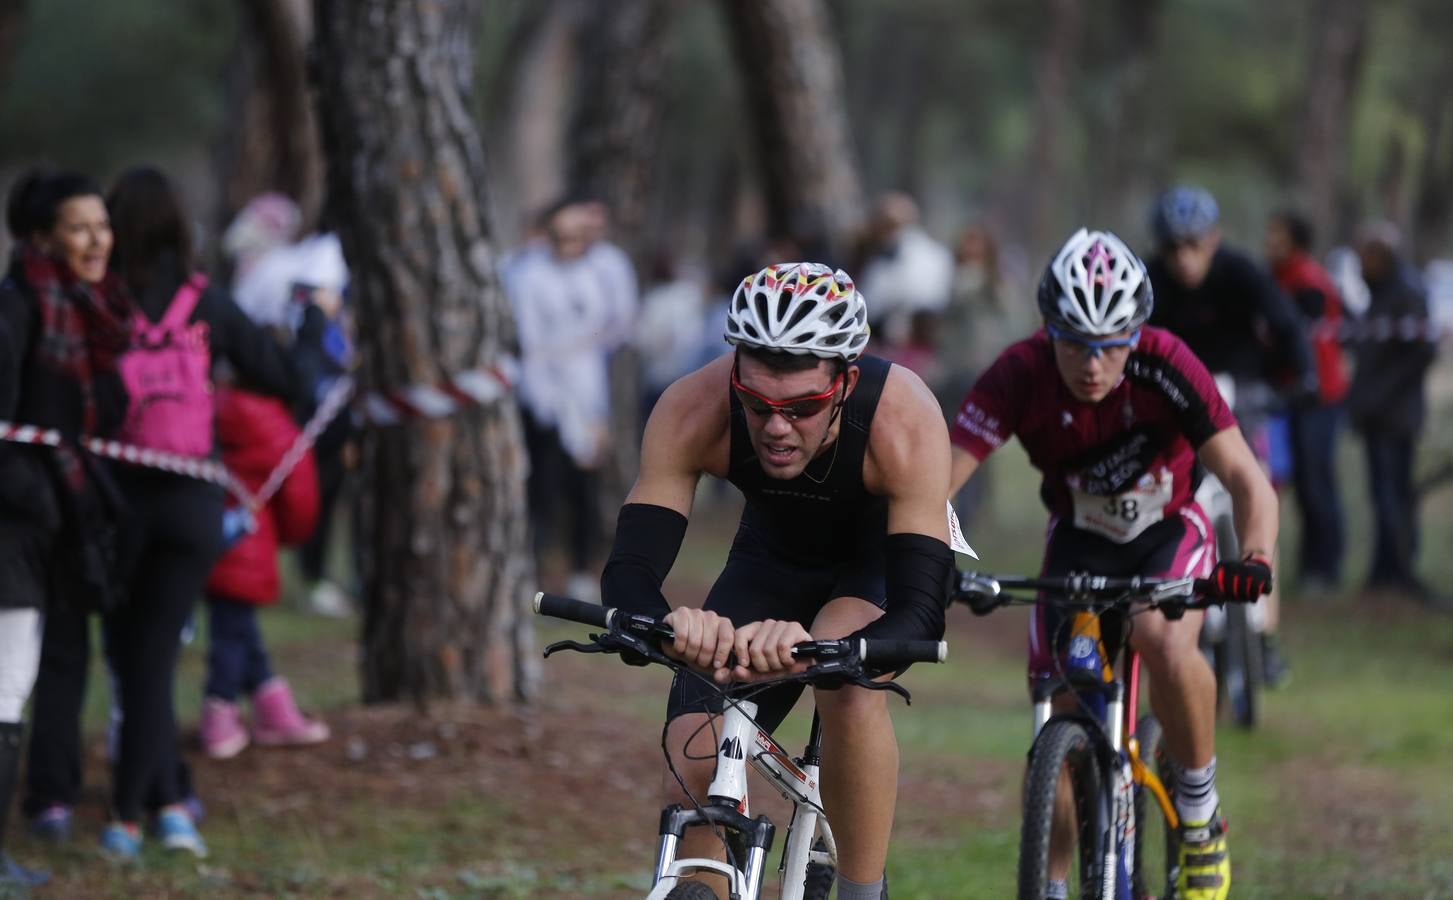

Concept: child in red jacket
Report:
left=199, top=387, right=330, bottom=759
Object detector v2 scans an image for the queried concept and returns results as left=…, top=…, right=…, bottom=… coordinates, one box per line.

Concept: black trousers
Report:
left=105, top=473, right=224, bottom=822
left=521, top=407, right=598, bottom=572
left=1363, top=431, right=1419, bottom=587
left=22, top=598, right=90, bottom=815
left=298, top=415, right=353, bottom=584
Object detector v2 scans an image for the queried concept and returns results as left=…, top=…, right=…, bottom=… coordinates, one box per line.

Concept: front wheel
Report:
left=1018, top=718, right=1109, bottom=900
left=1218, top=600, right=1262, bottom=728
left=664, top=883, right=720, bottom=900
left=1131, top=715, right=1181, bottom=900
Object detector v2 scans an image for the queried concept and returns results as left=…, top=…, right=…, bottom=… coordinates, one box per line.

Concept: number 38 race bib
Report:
left=1070, top=467, right=1173, bottom=544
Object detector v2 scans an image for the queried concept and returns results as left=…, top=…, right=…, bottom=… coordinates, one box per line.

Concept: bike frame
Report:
left=1031, top=610, right=1179, bottom=900
left=647, top=698, right=838, bottom=900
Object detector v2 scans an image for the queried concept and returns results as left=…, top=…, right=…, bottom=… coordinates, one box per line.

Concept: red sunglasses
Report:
left=731, top=361, right=843, bottom=422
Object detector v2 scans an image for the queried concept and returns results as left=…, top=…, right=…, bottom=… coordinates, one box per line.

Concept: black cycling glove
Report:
left=1207, top=554, right=1273, bottom=602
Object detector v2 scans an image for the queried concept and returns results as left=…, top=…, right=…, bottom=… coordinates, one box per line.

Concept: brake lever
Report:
left=542, top=637, right=611, bottom=658
left=853, top=677, right=912, bottom=703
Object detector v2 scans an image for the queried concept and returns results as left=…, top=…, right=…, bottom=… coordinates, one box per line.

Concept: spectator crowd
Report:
left=0, top=163, right=1446, bottom=888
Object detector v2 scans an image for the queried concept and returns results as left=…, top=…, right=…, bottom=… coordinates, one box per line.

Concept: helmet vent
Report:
left=783, top=299, right=817, bottom=331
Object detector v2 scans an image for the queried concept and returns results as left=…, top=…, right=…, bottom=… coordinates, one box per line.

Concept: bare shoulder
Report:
left=863, top=362, right=951, bottom=495
left=641, top=353, right=733, bottom=479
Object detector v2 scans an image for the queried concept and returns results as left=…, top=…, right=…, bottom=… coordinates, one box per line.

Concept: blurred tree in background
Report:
left=3, top=0, right=1453, bottom=705
left=312, top=0, right=536, bottom=704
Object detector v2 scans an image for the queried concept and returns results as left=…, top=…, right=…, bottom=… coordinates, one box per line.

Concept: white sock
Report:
left=1175, top=756, right=1220, bottom=824
left=836, top=873, right=885, bottom=900
left=1046, top=878, right=1069, bottom=899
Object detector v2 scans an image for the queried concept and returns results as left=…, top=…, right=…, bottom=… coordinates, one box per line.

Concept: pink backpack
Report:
left=117, top=275, right=214, bottom=456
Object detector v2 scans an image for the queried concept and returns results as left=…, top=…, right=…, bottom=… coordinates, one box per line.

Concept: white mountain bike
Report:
left=534, top=593, right=947, bottom=900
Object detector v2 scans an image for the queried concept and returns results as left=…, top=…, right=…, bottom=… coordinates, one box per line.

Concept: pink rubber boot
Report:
left=199, top=698, right=249, bottom=759
left=251, top=678, right=330, bottom=746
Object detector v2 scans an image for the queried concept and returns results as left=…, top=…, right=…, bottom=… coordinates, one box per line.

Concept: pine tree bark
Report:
left=719, top=0, right=865, bottom=261
left=214, top=0, right=325, bottom=239
left=567, top=0, right=682, bottom=267
left=312, top=0, right=537, bottom=705
left=1023, top=0, right=1085, bottom=259
left=1296, top=0, right=1369, bottom=246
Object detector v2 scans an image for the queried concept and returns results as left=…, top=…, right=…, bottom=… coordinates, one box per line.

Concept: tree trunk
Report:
left=718, top=0, right=865, bottom=262
left=214, top=0, right=325, bottom=244
left=489, top=0, right=578, bottom=237
left=567, top=0, right=681, bottom=268
left=0, top=0, right=26, bottom=91
left=1295, top=0, right=1370, bottom=248
left=1085, top=0, right=1165, bottom=234
left=312, top=0, right=537, bottom=705
left=1022, top=0, right=1085, bottom=259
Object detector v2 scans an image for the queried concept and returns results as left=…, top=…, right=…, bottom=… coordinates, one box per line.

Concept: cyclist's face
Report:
left=734, top=354, right=857, bottom=479
left=1164, top=228, right=1219, bottom=289
left=1050, top=327, right=1137, bottom=403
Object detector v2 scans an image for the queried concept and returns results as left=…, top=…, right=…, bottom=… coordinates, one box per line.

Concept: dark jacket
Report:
left=1148, top=245, right=1315, bottom=389
left=1345, top=263, right=1438, bottom=436
left=0, top=257, right=129, bottom=611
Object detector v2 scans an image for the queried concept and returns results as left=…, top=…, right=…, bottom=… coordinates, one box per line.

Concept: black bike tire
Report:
left=802, top=859, right=836, bottom=900
left=1222, top=601, right=1261, bottom=728
left=1131, top=715, right=1181, bottom=900
left=1018, top=718, right=1109, bottom=900
left=664, top=882, right=720, bottom=900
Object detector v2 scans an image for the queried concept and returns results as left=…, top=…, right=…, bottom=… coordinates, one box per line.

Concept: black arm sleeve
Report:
left=1252, top=268, right=1315, bottom=381
left=600, top=502, right=689, bottom=618
left=850, top=532, right=953, bottom=643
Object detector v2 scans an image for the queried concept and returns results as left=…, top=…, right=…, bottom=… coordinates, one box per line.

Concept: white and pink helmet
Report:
left=725, top=262, right=871, bottom=360
left=1037, top=228, right=1154, bottom=337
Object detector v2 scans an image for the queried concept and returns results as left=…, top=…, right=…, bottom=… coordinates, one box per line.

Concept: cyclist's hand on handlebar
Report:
left=661, top=607, right=735, bottom=673
left=1207, top=553, right=1273, bottom=602
left=719, top=618, right=813, bottom=684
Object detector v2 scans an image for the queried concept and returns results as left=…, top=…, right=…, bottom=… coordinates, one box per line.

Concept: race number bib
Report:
left=947, top=500, right=978, bottom=559
left=1070, top=468, right=1173, bottom=544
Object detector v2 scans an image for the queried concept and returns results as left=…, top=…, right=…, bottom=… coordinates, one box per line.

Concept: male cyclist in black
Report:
left=601, top=262, right=955, bottom=899
left=1146, top=185, right=1314, bottom=684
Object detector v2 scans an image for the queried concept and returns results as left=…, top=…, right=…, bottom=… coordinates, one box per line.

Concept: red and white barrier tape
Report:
left=359, top=363, right=515, bottom=426
left=1, top=422, right=244, bottom=497
left=248, top=375, right=356, bottom=509
left=1, top=362, right=515, bottom=502
left=1311, top=316, right=1451, bottom=343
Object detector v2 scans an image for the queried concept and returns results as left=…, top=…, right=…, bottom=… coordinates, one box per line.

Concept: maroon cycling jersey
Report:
left=951, top=326, right=1236, bottom=543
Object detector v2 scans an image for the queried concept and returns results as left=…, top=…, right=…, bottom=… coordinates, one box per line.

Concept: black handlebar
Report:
left=535, top=592, right=614, bottom=629
left=953, top=570, right=1250, bottom=620
left=532, top=592, right=947, bottom=667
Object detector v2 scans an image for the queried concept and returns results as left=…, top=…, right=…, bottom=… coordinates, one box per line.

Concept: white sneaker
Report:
left=309, top=580, right=353, bottom=618
left=566, top=572, right=600, bottom=605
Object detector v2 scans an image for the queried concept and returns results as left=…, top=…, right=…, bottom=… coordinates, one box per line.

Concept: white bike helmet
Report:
left=1037, top=229, right=1154, bottom=337
left=725, top=262, right=871, bottom=360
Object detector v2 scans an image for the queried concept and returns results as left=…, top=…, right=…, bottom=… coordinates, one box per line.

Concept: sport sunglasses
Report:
left=730, top=361, right=843, bottom=422
left=1046, top=323, right=1141, bottom=358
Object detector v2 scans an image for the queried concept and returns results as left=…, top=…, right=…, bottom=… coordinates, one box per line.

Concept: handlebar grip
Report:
left=859, top=639, right=948, bottom=665
left=533, top=592, right=615, bottom=629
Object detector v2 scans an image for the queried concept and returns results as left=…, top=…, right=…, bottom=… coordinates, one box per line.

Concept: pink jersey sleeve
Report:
left=950, top=339, right=1034, bottom=459
left=1133, top=328, right=1238, bottom=446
